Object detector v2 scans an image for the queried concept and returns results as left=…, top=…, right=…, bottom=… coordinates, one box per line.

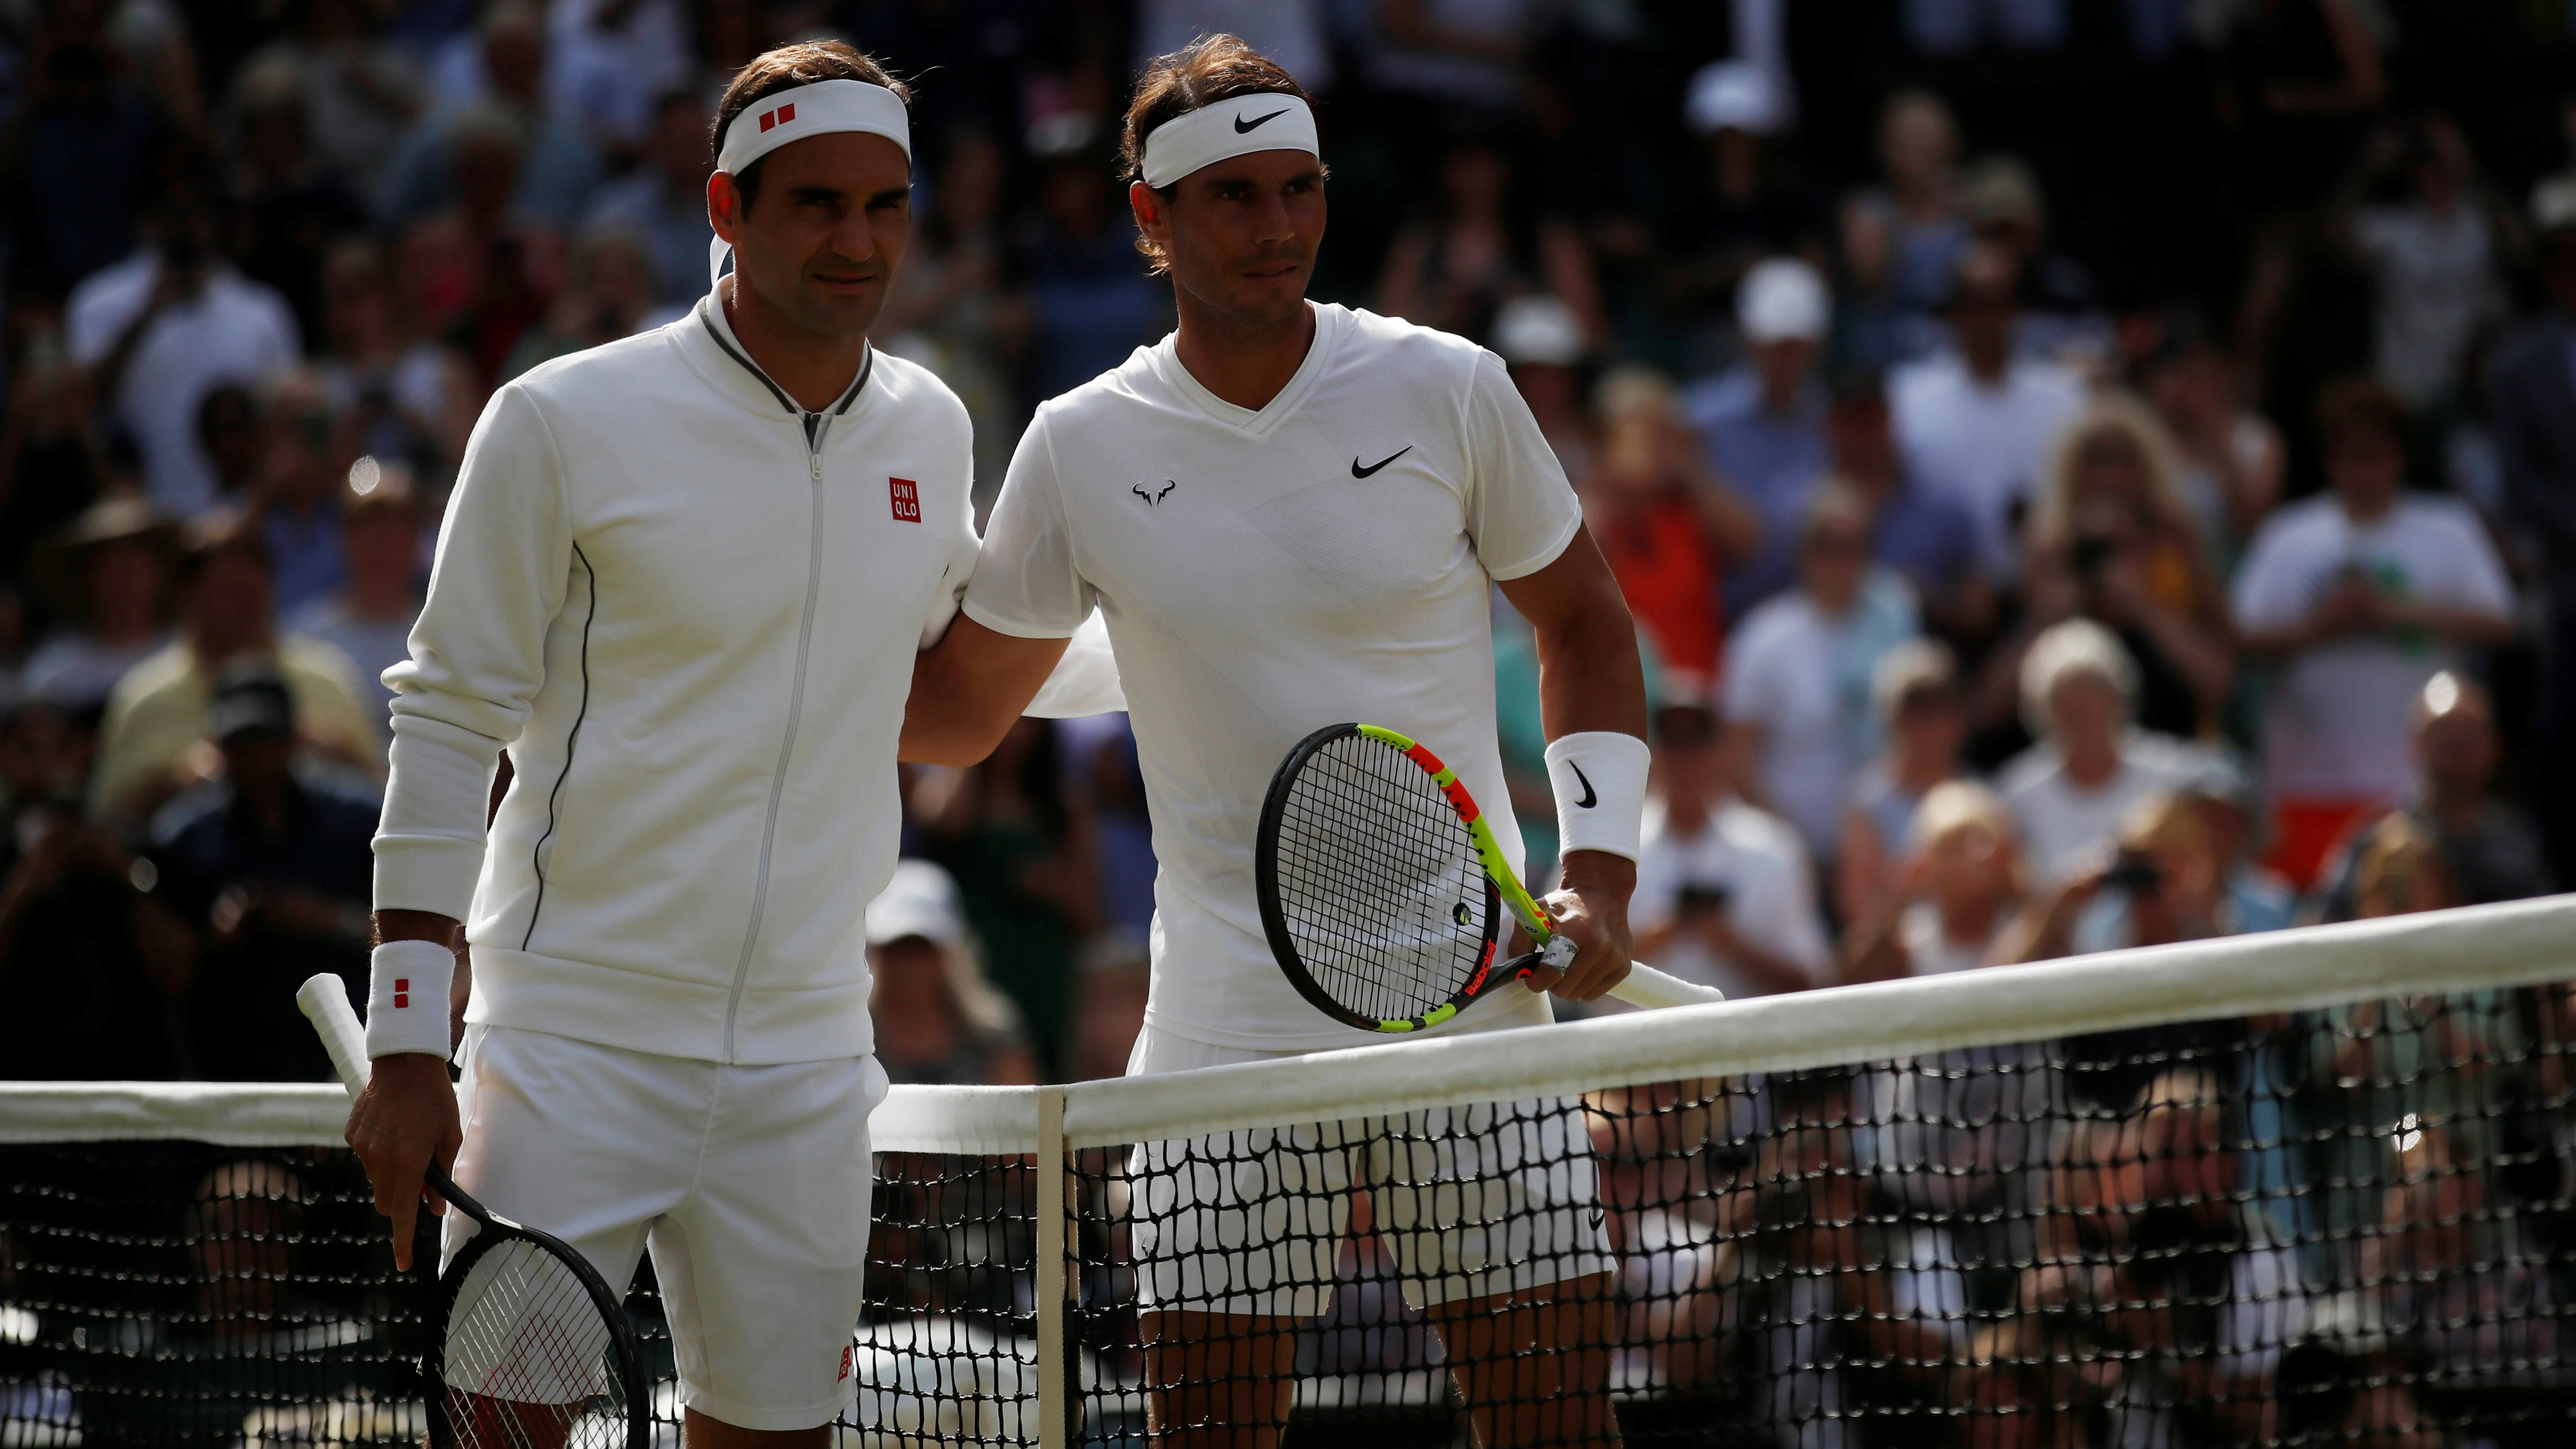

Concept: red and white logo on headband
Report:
left=759, top=102, right=796, bottom=131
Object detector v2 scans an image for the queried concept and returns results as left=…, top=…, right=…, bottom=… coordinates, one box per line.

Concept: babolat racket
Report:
left=297, top=976, right=648, bottom=1449
left=1256, top=722, right=1726, bottom=1032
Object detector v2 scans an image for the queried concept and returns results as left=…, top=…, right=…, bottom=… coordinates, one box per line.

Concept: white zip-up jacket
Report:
left=376, top=298, right=985, bottom=1065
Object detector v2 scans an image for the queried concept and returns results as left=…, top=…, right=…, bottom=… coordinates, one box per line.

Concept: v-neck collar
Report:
left=694, top=289, right=873, bottom=420
left=1149, top=302, right=1340, bottom=440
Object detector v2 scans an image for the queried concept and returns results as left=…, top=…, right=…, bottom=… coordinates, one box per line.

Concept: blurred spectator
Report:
left=1058, top=716, right=1155, bottom=941
left=249, top=371, right=351, bottom=617
left=1582, top=367, right=1758, bottom=680
left=1017, top=150, right=1164, bottom=410
left=0, top=698, right=186, bottom=1080
left=66, top=177, right=301, bottom=520
left=150, top=664, right=377, bottom=1083
left=1365, top=0, right=1535, bottom=124
left=878, top=130, right=1022, bottom=508
left=197, top=384, right=265, bottom=503
left=89, top=517, right=377, bottom=833
left=22, top=498, right=174, bottom=714
left=1845, top=780, right=2023, bottom=981
left=1681, top=256, right=1828, bottom=614
left=582, top=89, right=715, bottom=314
left=1631, top=696, right=1832, bottom=1002
left=286, top=456, right=422, bottom=719
left=2314, top=671, right=2553, bottom=919
left=397, top=102, right=568, bottom=386
left=1070, top=931, right=1150, bottom=1084
left=912, top=719, right=1097, bottom=1080
left=2006, top=790, right=2234, bottom=963
left=1959, top=156, right=2101, bottom=364
left=2232, top=379, right=2514, bottom=889
left=1491, top=294, right=1591, bottom=473
left=544, top=0, right=691, bottom=158
left=1835, top=640, right=1967, bottom=926
left=1134, top=2, right=1332, bottom=90
left=381, top=2, right=601, bottom=231
left=2335, top=114, right=2516, bottom=412
left=236, top=0, right=428, bottom=187
left=1889, top=245, right=2087, bottom=581
left=0, top=322, right=109, bottom=578
left=1826, top=379, right=1985, bottom=642
left=2489, top=179, right=2576, bottom=882
left=2010, top=394, right=2235, bottom=739
left=1838, top=90, right=1970, bottom=368
left=2143, top=333, right=2284, bottom=564
left=228, top=56, right=372, bottom=348
left=1376, top=135, right=1603, bottom=353
left=1999, top=619, right=2206, bottom=886
left=2179, top=756, right=2299, bottom=938
left=311, top=238, right=478, bottom=482
left=498, top=226, right=659, bottom=381
left=1721, top=488, right=1920, bottom=864
left=1660, top=64, right=1829, bottom=372
left=865, top=859, right=1039, bottom=1087
left=1902, top=0, right=2068, bottom=55
left=2, top=2, right=173, bottom=297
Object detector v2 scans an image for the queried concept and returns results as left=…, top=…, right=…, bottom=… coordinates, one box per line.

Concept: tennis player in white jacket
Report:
left=344, top=42, right=1113, bottom=1446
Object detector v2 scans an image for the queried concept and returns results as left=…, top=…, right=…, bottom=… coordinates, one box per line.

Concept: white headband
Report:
left=1140, top=92, right=1318, bottom=190
left=710, top=78, right=913, bottom=285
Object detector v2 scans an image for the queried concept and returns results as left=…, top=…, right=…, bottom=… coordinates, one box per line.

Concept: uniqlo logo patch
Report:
left=393, top=978, right=410, bottom=1009
left=889, top=478, right=921, bottom=522
left=838, top=1344, right=853, bottom=1381
left=760, top=102, right=796, bottom=132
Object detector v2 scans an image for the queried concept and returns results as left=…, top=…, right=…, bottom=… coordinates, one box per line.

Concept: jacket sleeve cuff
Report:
left=372, top=833, right=489, bottom=921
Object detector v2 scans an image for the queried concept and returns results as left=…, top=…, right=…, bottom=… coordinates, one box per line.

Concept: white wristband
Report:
left=1545, top=731, right=1650, bottom=863
left=366, top=939, right=456, bottom=1060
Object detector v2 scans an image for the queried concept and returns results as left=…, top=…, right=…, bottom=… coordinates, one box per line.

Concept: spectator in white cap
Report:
left=1493, top=294, right=1593, bottom=476
left=1662, top=61, right=1830, bottom=361
left=865, top=859, right=1038, bottom=1087
left=1684, top=256, right=1833, bottom=615
left=1997, top=618, right=2206, bottom=886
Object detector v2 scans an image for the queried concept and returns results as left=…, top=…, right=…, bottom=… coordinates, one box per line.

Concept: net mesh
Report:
left=1264, top=728, right=1498, bottom=1026
left=3, top=905, right=2572, bottom=1448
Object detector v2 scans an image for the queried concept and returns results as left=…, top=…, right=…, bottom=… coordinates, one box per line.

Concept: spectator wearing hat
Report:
left=1493, top=294, right=1593, bottom=478
left=287, top=457, right=425, bottom=718
left=21, top=498, right=178, bottom=715
left=1998, top=618, right=2207, bottom=886
left=1583, top=367, right=1759, bottom=681
left=1630, top=696, right=1832, bottom=1004
left=2488, top=176, right=2576, bottom=880
left=1721, top=487, right=1921, bottom=867
left=1959, top=155, right=2101, bottom=364
left=1660, top=62, right=1831, bottom=367
left=1683, top=256, right=1832, bottom=616
left=865, top=859, right=1038, bottom=1087
left=150, top=663, right=380, bottom=1082
left=89, top=517, right=377, bottom=833
left=2232, top=379, right=2514, bottom=890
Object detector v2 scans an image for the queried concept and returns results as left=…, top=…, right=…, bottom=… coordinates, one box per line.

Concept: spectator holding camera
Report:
left=2233, top=379, right=2515, bottom=890
left=2005, top=790, right=2232, bottom=965
left=1845, top=781, right=2024, bottom=983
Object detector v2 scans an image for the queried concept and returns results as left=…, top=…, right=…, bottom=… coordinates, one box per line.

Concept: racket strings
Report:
left=1273, top=734, right=1491, bottom=1022
left=443, top=1238, right=629, bottom=1447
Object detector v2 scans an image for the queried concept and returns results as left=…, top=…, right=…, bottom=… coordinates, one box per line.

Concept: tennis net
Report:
left=4, top=896, right=2573, bottom=1447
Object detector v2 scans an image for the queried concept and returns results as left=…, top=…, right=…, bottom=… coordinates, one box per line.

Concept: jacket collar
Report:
left=680, top=286, right=874, bottom=420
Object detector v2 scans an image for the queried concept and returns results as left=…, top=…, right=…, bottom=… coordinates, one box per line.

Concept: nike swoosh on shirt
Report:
left=1235, top=108, right=1291, bottom=133
left=1351, top=446, right=1412, bottom=478
left=1568, top=761, right=1598, bottom=809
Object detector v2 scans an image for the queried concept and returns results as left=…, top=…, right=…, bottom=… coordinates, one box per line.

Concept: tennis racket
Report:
left=297, top=975, right=649, bottom=1449
left=1255, top=722, right=1726, bottom=1033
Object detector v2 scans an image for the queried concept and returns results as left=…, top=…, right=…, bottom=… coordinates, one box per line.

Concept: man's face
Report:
left=2326, top=431, right=2404, bottom=512
left=190, top=548, right=274, bottom=645
left=343, top=508, right=416, bottom=587
left=1751, top=336, right=1817, bottom=398
left=1134, top=148, right=1326, bottom=330
left=713, top=131, right=913, bottom=340
left=2418, top=703, right=2497, bottom=797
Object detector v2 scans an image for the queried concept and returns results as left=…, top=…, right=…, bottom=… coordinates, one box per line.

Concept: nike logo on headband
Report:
left=1568, top=761, right=1598, bottom=809
left=1352, top=446, right=1411, bottom=478
left=1235, top=108, right=1291, bottom=134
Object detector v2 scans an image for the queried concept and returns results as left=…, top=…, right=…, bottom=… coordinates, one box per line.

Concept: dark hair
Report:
left=713, top=42, right=910, bottom=212
left=2312, top=377, right=2410, bottom=453
left=1119, top=34, right=1316, bottom=269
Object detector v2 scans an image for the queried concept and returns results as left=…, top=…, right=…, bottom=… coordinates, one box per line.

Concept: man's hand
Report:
left=345, top=1051, right=461, bottom=1272
left=1519, top=849, right=1636, bottom=1002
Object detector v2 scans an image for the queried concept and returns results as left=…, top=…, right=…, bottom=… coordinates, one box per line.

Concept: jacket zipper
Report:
left=724, top=411, right=832, bottom=1061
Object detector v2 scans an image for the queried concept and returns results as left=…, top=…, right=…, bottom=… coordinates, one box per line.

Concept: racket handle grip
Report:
left=1608, top=961, right=1728, bottom=1011
left=297, top=974, right=374, bottom=1101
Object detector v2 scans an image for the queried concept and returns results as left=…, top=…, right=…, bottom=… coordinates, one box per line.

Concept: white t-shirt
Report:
left=964, top=304, right=1581, bottom=1051
left=67, top=255, right=300, bottom=520
left=1999, top=731, right=2209, bottom=886
left=1718, top=572, right=1920, bottom=858
left=2230, top=493, right=2513, bottom=803
left=1629, top=796, right=1833, bottom=1002
left=1889, top=351, right=2086, bottom=579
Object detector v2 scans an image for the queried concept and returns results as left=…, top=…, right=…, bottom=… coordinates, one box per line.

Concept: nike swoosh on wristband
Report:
left=1235, top=108, right=1290, bottom=133
left=1569, top=761, right=1598, bottom=809
left=1351, top=446, right=1412, bottom=478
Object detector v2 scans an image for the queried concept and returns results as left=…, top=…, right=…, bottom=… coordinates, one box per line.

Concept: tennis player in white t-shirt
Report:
left=903, top=35, right=1648, bottom=1449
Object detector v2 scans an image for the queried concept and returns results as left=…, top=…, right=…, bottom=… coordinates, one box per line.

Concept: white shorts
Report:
left=443, top=1025, right=890, bottom=1432
left=1124, top=1024, right=1610, bottom=1319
